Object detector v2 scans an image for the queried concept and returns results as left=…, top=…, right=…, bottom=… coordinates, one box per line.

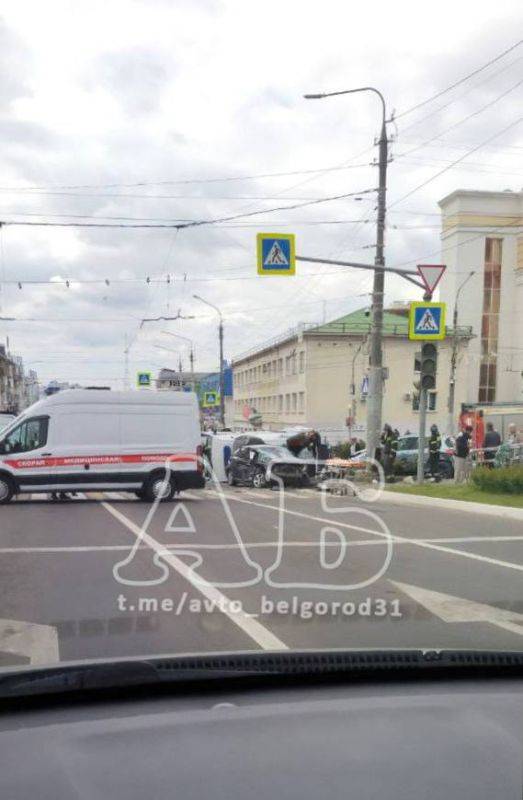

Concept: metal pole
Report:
left=417, top=388, right=427, bottom=483
left=367, top=113, right=388, bottom=464
left=219, top=318, right=225, bottom=428
left=447, top=271, right=474, bottom=433
left=190, top=347, right=195, bottom=390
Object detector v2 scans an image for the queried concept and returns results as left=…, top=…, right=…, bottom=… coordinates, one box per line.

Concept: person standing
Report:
left=380, top=424, right=398, bottom=479
left=507, top=423, right=521, bottom=465
left=454, top=425, right=473, bottom=483
left=483, top=422, right=501, bottom=469
left=428, top=424, right=442, bottom=480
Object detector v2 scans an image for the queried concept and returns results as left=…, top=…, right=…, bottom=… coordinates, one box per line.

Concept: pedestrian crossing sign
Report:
left=202, top=390, right=219, bottom=407
left=409, top=302, right=446, bottom=340
left=257, top=233, right=296, bottom=276
left=136, top=371, right=152, bottom=387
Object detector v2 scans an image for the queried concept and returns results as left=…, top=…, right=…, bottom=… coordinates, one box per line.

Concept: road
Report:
left=1, top=484, right=523, bottom=666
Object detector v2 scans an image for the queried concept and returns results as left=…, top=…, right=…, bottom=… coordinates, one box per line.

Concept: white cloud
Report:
left=0, top=0, right=521, bottom=388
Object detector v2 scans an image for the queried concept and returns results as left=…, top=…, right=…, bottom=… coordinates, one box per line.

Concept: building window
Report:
left=299, top=351, right=305, bottom=373
left=412, top=391, right=437, bottom=412
left=291, top=393, right=297, bottom=411
left=298, top=391, right=305, bottom=412
left=479, top=238, right=502, bottom=402
left=285, top=394, right=290, bottom=412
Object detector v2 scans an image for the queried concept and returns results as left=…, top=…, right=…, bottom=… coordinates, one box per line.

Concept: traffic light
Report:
left=420, top=343, right=437, bottom=390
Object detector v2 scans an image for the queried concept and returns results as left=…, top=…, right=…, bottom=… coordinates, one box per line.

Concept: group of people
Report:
left=454, top=421, right=521, bottom=482
left=377, top=419, right=521, bottom=483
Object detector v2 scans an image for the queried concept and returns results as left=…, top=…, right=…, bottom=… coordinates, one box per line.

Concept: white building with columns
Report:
left=439, top=189, right=522, bottom=406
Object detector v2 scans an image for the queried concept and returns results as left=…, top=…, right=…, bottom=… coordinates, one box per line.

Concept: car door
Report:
left=229, top=447, right=248, bottom=483
left=0, top=416, right=53, bottom=490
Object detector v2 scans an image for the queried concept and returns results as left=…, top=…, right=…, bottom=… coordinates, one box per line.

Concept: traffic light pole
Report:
left=417, top=387, right=428, bottom=483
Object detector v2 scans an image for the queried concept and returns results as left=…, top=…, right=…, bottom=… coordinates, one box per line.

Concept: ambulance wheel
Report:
left=0, top=474, right=15, bottom=504
left=143, top=472, right=176, bottom=502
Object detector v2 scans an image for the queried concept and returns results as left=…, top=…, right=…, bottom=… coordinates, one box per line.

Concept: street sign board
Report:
left=257, top=233, right=296, bottom=276
left=417, top=264, right=446, bottom=295
left=408, top=302, right=446, bottom=340
left=136, top=371, right=152, bottom=388
left=202, top=390, right=219, bottom=407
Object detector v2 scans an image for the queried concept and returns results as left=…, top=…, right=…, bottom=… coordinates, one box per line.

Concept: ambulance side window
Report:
left=1, top=417, right=49, bottom=454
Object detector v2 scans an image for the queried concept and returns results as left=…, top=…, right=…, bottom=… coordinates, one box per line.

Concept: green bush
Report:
left=471, top=465, right=523, bottom=495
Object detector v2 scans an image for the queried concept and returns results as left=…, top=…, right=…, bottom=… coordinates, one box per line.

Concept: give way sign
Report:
left=417, top=264, right=446, bottom=296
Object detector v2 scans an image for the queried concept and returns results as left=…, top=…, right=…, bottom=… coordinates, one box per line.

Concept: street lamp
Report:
left=162, top=331, right=195, bottom=389
left=193, top=295, right=225, bottom=427
left=447, top=271, right=475, bottom=432
left=304, top=86, right=388, bottom=462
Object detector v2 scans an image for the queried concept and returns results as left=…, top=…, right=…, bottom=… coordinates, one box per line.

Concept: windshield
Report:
left=0, top=2, right=522, bottom=695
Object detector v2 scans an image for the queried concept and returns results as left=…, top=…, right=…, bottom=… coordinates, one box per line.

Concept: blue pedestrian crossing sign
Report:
left=257, top=232, right=296, bottom=276
left=409, top=302, right=446, bottom=340
left=202, top=390, right=220, bottom=407
left=136, top=371, right=152, bottom=387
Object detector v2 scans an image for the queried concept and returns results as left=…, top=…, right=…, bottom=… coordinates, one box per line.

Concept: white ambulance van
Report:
left=0, top=389, right=204, bottom=503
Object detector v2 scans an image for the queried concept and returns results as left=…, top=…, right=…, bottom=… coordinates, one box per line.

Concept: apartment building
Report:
left=439, top=189, right=522, bottom=404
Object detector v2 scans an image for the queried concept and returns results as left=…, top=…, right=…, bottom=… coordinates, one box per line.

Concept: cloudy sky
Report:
left=0, top=0, right=521, bottom=389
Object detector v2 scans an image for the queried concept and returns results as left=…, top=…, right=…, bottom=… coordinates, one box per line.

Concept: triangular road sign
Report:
left=165, top=503, right=196, bottom=534
left=417, top=264, right=446, bottom=294
left=264, top=241, right=288, bottom=266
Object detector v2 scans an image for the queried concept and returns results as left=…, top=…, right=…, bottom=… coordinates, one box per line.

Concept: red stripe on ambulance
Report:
left=4, top=453, right=197, bottom=470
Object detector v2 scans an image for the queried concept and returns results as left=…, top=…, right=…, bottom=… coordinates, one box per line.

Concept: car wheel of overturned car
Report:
left=252, top=470, right=267, bottom=489
left=143, top=472, right=176, bottom=502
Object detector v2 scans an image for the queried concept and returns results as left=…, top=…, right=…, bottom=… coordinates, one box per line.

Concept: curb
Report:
left=379, top=488, right=523, bottom=521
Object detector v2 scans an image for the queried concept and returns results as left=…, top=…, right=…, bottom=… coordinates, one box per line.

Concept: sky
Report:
left=0, top=0, right=521, bottom=389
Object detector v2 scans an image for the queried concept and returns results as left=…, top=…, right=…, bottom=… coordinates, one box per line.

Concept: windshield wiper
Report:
left=2, top=649, right=523, bottom=700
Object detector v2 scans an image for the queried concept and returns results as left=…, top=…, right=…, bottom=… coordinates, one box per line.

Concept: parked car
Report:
left=395, top=433, right=456, bottom=478
left=226, top=444, right=309, bottom=488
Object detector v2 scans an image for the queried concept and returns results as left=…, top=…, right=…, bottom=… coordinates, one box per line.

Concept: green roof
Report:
left=309, top=308, right=409, bottom=337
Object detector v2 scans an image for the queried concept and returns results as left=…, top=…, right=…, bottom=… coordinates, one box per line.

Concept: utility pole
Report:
left=218, top=315, right=225, bottom=427
left=447, top=271, right=474, bottom=433
left=417, top=388, right=428, bottom=483
left=304, top=87, right=389, bottom=463
left=368, top=110, right=388, bottom=464
left=123, top=334, right=130, bottom=390
left=193, top=295, right=225, bottom=428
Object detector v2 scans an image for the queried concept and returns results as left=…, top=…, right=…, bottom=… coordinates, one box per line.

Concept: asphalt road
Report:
left=1, top=483, right=523, bottom=666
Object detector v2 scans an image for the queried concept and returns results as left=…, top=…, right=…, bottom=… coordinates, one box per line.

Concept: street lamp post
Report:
left=193, top=295, right=225, bottom=427
left=304, top=87, right=389, bottom=463
left=162, top=331, right=195, bottom=389
left=447, top=271, right=475, bottom=433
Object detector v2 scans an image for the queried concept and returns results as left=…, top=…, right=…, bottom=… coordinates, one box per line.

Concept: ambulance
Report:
left=0, top=389, right=204, bottom=503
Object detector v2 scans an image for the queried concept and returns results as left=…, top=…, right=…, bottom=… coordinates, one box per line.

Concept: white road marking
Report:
left=391, top=580, right=523, bottom=638
left=2, top=534, right=523, bottom=556
left=0, top=618, right=59, bottom=664
left=205, top=489, right=523, bottom=574
left=100, top=500, right=288, bottom=652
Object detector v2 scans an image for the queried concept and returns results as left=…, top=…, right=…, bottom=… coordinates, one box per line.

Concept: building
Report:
left=156, top=368, right=209, bottom=392
left=232, top=308, right=472, bottom=439
left=0, top=346, right=35, bottom=414
left=23, top=369, right=40, bottom=407
left=439, top=189, right=522, bottom=405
